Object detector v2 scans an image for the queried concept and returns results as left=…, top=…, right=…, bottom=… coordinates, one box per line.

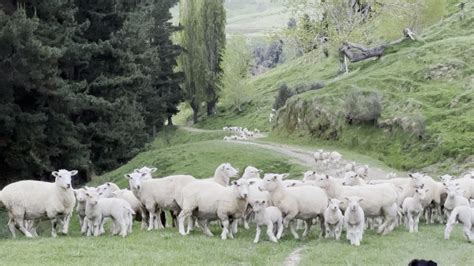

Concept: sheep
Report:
left=324, top=199, right=344, bottom=240
left=402, top=187, right=430, bottom=233
left=112, top=189, right=148, bottom=230
left=1, top=169, right=77, bottom=238
left=178, top=179, right=250, bottom=240
left=330, top=151, right=342, bottom=167
left=84, top=190, right=135, bottom=237
left=251, top=200, right=283, bottom=243
left=355, top=165, right=369, bottom=178
left=368, top=177, right=410, bottom=187
left=282, top=179, right=304, bottom=187
left=444, top=205, right=474, bottom=242
left=443, top=185, right=470, bottom=218
left=202, top=163, right=239, bottom=186
left=313, top=149, right=324, bottom=164
left=446, top=176, right=474, bottom=199
left=73, top=188, right=93, bottom=235
left=241, top=166, right=262, bottom=180
left=342, top=171, right=366, bottom=186
left=344, top=197, right=365, bottom=246
left=344, top=162, right=356, bottom=172
left=260, top=173, right=328, bottom=240
left=313, top=174, right=398, bottom=235
left=126, top=172, right=196, bottom=231
left=96, top=182, right=121, bottom=198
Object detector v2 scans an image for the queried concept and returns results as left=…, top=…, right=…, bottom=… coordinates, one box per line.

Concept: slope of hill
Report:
left=197, top=5, right=474, bottom=174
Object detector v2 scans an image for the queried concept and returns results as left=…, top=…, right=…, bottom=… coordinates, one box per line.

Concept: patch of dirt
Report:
left=283, top=247, right=304, bottom=266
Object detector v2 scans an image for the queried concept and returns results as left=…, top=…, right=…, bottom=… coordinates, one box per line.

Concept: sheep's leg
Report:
left=81, top=217, right=88, bottom=235
left=61, top=214, right=71, bottom=234
left=289, top=220, right=300, bottom=240
left=253, top=225, right=261, bottom=243
left=444, top=220, right=454, bottom=240
left=335, top=223, right=342, bottom=240
left=318, top=216, right=325, bottom=238
left=302, top=219, right=312, bottom=238
left=266, top=222, right=277, bottom=243
left=119, top=219, right=127, bottom=237
left=198, top=219, right=213, bottom=237
left=463, top=224, right=471, bottom=241
left=146, top=205, right=156, bottom=231
left=276, top=219, right=284, bottom=240
left=324, top=223, right=330, bottom=239
left=231, top=219, right=238, bottom=236
left=7, top=218, right=17, bottom=238
left=408, top=215, right=414, bottom=233
left=50, top=218, right=58, bottom=238
left=414, top=213, right=421, bottom=233
left=220, top=219, right=230, bottom=240
left=178, top=210, right=191, bottom=235
left=158, top=210, right=166, bottom=229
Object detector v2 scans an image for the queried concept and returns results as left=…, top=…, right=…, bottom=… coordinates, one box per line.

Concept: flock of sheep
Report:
left=222, top=126, right=261, bottom=141
left=0, top=152, right=473, bottom=246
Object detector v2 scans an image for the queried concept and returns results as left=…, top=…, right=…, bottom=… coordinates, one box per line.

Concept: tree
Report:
left=221, top=35, right=252, bottom=112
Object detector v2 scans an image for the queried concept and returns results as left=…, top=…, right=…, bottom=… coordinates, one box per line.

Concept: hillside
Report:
left=197, top=5, right=474, bottom=174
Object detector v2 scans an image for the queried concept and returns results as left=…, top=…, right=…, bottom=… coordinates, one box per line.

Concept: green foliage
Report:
left=221, top=35, right=253, bottom=112
left=344, top=90, right=382, bottom=124
left=272, top=83, right=294, bottom=110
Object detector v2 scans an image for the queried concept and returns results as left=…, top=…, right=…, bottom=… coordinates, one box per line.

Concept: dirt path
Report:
left=283, top=247, right=304, bottom=266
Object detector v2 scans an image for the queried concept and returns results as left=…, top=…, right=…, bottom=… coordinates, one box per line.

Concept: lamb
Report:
left=84, top=190, right=134, bottom=237
left=324, top=199, right=344, bottom=240
left=96, top=182, right=121, bottom=198
left=251, top=200, right=283, bottom=243
left=112, top=189, right=148, bottom=230
left=1, top=169, right=77, bottom=238
left=260, top=173, right=328, bottom=239
left=126, top=172, right=195, bottom=230
left=402, top=187, right=430, bottom=233
left=244, top=177, right=271, bottom=229
left=178, top=179, right=249, bottom=240
left=444, top=205, right=474, bottom=242
left=443, top=185, right=470, bottom=218
left=313, top=174, right=398, bottom=235
left=74, top=188, right=93, bottom=234
left=344, top=197, right=365, bottom=246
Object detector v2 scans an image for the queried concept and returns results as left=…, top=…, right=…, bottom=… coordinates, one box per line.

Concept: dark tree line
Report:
left=0, top=0, right=182, bottom=186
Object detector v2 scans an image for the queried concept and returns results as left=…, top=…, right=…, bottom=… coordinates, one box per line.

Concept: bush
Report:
left=344, top=90, right=382, bottom=124
left=273, top=83, right=295, bottom=110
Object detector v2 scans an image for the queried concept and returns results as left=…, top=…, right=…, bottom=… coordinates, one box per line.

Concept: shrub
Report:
left=344, top=90, right=382, bottom=124
left=273, top=83, right=295, bottom=110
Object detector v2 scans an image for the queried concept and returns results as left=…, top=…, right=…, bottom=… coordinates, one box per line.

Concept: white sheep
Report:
left=324, top=198, right=344, bottom=240
left=444, top=205, right=474, bottom=242
left=96, top=182, right=120, bottom=198
left=313, top=174, right=398, bottom=235
left=344, top=162, right=356, bottom=172
left=251, top=200, right=283, bottom=243
left=84, top=190, right=134, bottom=237
left=112, top=189, right=148, bottom=230
left=241, top=166, right=262, bottom=180
left=330, top=151, right=342, bottom=167
left=443, top=185, right=470, bottom=218
left=402, top=187, right=430, bottom=233
left=446, top=176, right=474, bottom=199
left=202, top=163, right=239, bottom=186
left=73, top=188, right=93, bottom=234
left=1, top=169, right=77, bottom=238
left=342, top=171, right=366, bottom=186
left=126, top=172, right=195, bottom=230
left=355, top=165, right=369, bottom=178
left=178, top=179, right=249, bottom=240
left=260, top=173, right=328, bottom=239
left=344, top=196, right=365, bottom=246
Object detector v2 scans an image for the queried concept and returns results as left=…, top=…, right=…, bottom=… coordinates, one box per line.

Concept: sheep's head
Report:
left=134, top=166, right=157, bottom=180
left=231, top=179, right=249, bottom=200
left=85, top=190, right=99, bottom=205
left=261, top=173, right=287, bottom=192
left=342, top=171, right=358, bottom=186
left=74, top=188, right=88, bottom=202
left=415, top=188, right=430, bottom=200
left=439, top=174, right=453, bottom=183
left=216, top=163, right=239, bottom=182
left=303, top=171, right=318, bottom=181
left=242, top=166, right=262, bottom=179
left=345, top=196, right=363, bottom=212
left=251, top=200, right=266, bottom=212
left=314, top=174, right=331, bottom=189
left=52, top=169, right=77, bottom=190
left=327, top=198, right=342, bottom=211
left=96, top=182, right=118, bottom=198
left=445, top=184, right=462, bottom=199
left=124, top=172, right=148, bottom=191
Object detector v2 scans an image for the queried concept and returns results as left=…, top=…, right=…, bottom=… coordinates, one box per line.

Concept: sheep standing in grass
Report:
left=74, top=188, right=92, bottom=234
left=85, top=190, right=135, bottom=237
left=251, top=200, right=283, bottom=243
left=444, top=205, right=474, bottom=242
left=112, top=189, right=148, bottom=230
left=443, top=185, right=470, bottom=218
left=178, top=179, right=249, bottom=240
left=202, top=163, right=239, bottom=186
left=260, top=173, right=328, bottom=239
left=402, top=187, right=430, bottom=233
left=1, top=169, right=77, bottom=238
left=324, top=199, right=344, bottom=240
left=344, top=197, right=365, bottom=246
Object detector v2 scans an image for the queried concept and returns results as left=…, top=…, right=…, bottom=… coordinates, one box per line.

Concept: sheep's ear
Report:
left=52, top=171, right=59, bottom=178
left=262, top=200, right=266, bottom=205
left=70, top=170, right=78, bottom=176
left=134, top=168, right=140, bottom=173
left=231, top=180, right=238, bottom=186
left=358, top=198, right=364, bottom=202
left=124, top=174, right=131, bottom=179
left=408, top=173, right=414, bottom=178
left=141, top=172, right=147, bottom=177
left=344, top=197, right=350, bottom=201
left=249, top=181, right=256, bottom=185
left=312, top=171, right=316, bottom=174
left=107, top=182, right=111, bottom=186
left=150, top=167, right=157, bottom=173
left=281, top=173, right=289, bottom=180
left=326, top=174, right=329, bottom=179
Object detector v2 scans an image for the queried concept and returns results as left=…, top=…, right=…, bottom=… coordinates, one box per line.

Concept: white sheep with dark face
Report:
left=1, top=169, right=77, bottom=238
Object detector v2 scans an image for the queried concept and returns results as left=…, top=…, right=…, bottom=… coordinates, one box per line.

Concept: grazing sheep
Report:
left=251, top=200, right=283, bottom=243
left=260, top=173, right=328, bottom=240
left=344, top=197, right=365, bottom=246
left=1, top=169, right=77, bottom=238
left=126, top=172, right=196, bottom=230
left=444, top=185, right=470, bottom=218
left=112, top=189, right=148, bottom=230
left=444, top=205, right=474, bottom=242
left=402, top=187, right=430, bottom=233
left=314, top=175, right=398, bottom=235
left=84, top=190, right=135, bottom=237
left=324, top=199, right=344, bottom=240
left=178, top=179, right=249, bottom=240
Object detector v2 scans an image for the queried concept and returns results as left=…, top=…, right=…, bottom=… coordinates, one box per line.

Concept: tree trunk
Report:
left=190, top=102, right=199, bottom=124
left=206, top=100, right=216, bottom=116
left=167, top=115, right=173, bottom=126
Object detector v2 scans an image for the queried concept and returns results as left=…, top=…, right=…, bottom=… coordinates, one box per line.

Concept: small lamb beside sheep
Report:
left=444, top=205, right=474, bottom=242
left=344, top=197, right=365, bottom=246
left=402, top=187, right=429, bottom=233
left=251, top=200, right=283, bottom=243
left=324, top=199, right=344, bottom=240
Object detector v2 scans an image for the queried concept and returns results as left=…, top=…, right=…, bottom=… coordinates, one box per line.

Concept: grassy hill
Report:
left=197, top=4, right=474, bottom=174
